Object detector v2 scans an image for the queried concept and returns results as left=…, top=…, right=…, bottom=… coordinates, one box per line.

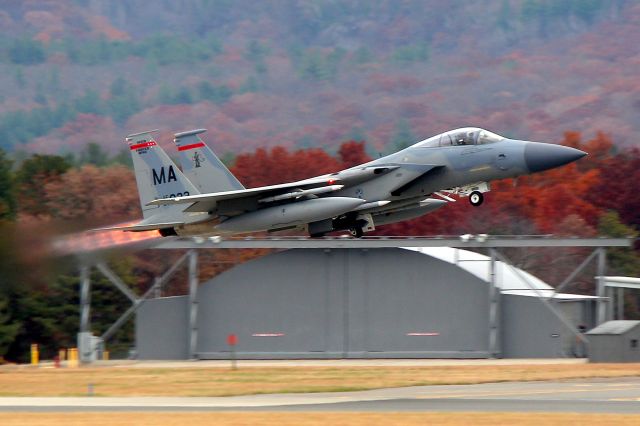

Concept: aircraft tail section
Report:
left=174, top=129, right=245, bottom=193
left=127, top=130, right=199, bottom=220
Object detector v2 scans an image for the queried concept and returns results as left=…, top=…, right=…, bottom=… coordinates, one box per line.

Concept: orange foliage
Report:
left=43, top=164, right=138, bottom=225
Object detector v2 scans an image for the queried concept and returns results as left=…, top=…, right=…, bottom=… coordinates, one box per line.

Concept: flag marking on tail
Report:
left=130, top=141, right=157, bottom=150
left=178, top=142, right=205, bottom=151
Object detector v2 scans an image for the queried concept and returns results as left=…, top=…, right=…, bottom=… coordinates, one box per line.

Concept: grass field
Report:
left=0, top=363, right=639, bottom=397
left=1, top=412, right=640, bottom=426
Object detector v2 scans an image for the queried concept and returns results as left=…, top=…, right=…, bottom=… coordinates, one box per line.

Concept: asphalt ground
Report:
left=2, top=377, right=640, bottom=413
left=3, top=358, right=586, bottom=370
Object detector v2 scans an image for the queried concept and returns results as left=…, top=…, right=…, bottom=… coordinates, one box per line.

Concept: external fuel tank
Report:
left=215, top=197, right=365, bottom=233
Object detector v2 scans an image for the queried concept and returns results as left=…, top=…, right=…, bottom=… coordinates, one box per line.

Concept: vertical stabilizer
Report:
left=174, top=129, right=245, bottom=193
left=127, top=130, right=199, bottom=219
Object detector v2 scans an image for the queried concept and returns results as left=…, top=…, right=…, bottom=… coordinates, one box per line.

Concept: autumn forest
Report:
left=0, top=0, right=639, bottom=361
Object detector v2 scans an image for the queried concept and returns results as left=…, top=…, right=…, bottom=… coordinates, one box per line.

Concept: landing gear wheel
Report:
left=350, top=227, right=364, bottom=238
left=469, top=191, right=484, bottom=207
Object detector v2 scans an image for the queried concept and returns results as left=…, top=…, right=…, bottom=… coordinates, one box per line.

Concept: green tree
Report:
left=353, top=46, right=373, bottom=64
left=8, top=38, right=46, bottom=65
left=0, top=293, right=20, bottom=360
left=111, top=147, right=133, bottom=168
left=0, top=221, right=59, bottom=362
left=0, top=149, right=15, bottom=221
left=574, top=0, right=605, bottom=24
left=196, top=81, right=232, bottom=104
left=110, top=77, right=128, bottom=97
left=598, top=211, right=640, bottom=276
left=33, top=83, right=47, bottom=105
left=498, top=0, right=512, bottom=31
left=254, top=59, right=267, bottom=75
left=240, top=75, right=259, bottom=93
left=346, top=126, right=367, bottom=141
left=244, top=40, right=269, bottom=63
left=15, top=154, right=71, bottom=216
left=391, top=119, right=416, bottom=151
left=74, top=89, right=103, bottom=115
left=392, top=43, right=429, bottom=63
left=14, top=67, right=26, bottom=88
left=107, top=79, right=140, bottom=125
left=48, top=68, right=61, bottom=95
left=51, top=260, right=137, bottom=357
left=78, top=143, right=109, bottom=167
left=173, top=87, right=194, bottom=104
left=299, top=50, right=331, bottom=81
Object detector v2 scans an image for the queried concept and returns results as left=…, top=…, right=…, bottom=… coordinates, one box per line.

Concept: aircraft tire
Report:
left=469, top=191, right=484, bottom=207
left=350, top=227, right=364, bottom=238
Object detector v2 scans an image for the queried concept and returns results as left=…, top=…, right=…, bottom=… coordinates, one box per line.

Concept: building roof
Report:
left=402, top=247, right=596, bottom=300
left=586, top=320, right=640, bottom=335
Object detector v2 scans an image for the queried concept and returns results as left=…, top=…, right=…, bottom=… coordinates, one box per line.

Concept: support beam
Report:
left=617, top=288, right=624, bottom=320
left=100, top=251, right=191, bottom=343
left=155, top=236, right=633, bottom=250
left=187, top=250, right=199, bottom=359
left=553, top=249, right=599, bottom=295
left=96, top=262, right=138, bottom=304
left=153, top=277, right=161, bottom=298
left=488, top=248, right=500, bottom=358
left=596, top=248, right=608, bottom=325
left=79, top=265, right=91, bottom=334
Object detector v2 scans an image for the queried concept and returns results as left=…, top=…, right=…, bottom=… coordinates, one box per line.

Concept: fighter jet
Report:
left=102, top=128, right=586, bottom=237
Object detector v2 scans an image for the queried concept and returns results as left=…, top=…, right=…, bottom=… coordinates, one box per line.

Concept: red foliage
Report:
left=338, top=141, right=372, bottom=168
left=588, top=147, right=640, bottom=228
left=231, top=145, right=342, bottom=187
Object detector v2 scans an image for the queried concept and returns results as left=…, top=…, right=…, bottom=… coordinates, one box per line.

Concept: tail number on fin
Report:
left=153, top=166, right=178, bottom=186
left=162, top=191, right=189, bottom=199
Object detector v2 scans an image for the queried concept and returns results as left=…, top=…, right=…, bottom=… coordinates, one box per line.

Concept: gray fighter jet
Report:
left=102, top=127, right=586, bottom=237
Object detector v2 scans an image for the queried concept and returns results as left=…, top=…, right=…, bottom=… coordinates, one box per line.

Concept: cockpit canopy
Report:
left=414, top=128, right=505, bottom=148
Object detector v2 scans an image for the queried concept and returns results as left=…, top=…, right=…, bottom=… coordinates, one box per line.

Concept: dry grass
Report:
left=1, top=412, right=640, bottom=426
left=0, top=363, right=639, bottom=397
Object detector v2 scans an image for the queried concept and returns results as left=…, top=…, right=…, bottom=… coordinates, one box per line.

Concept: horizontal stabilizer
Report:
left=92, top=221, right=184, bottom=232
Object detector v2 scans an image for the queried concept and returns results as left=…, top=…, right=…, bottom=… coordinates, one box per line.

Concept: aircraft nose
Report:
left=524, top=142, right=587, bottom=173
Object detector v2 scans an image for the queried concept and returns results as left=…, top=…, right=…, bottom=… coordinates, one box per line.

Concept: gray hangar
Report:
left=136, top=247, right=594, bottom=359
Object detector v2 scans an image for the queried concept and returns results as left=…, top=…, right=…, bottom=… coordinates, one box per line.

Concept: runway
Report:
left=2, top=377, right=640, bottom=413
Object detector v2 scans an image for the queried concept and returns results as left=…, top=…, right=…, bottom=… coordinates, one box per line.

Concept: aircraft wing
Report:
left=147, top=176, right=343, bottom=213
left=147, top=164, right=442, bottom=215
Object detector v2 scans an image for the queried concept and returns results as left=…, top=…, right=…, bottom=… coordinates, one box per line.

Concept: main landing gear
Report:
left=469, top=191, right=484, bottom=207
left=350, top=227, right=364, bottom=238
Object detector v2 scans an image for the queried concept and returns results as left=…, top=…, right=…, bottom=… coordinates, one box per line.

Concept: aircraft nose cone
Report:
left=524, top=142, right=587, bottom=173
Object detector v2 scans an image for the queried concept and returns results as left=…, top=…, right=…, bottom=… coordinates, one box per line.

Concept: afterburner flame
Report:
left=53, top=221, right=162, bottom=256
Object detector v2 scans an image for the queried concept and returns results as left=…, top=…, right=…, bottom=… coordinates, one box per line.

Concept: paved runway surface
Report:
left=2, top=377, right=640, bottom=413
left=1, top=358, right=587, bottom=370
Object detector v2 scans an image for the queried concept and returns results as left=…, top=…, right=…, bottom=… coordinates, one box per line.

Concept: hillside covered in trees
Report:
left=1, top=1, right=639, bottom=361
left=0, top=0, right=638, bottom=157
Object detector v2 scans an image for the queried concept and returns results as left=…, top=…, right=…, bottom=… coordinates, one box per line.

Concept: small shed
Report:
left=586, top=320, right=640, bottom=363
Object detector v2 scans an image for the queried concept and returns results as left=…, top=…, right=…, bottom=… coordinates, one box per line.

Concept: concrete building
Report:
left=136, top=247, right=596, bottom=360
left=586, top=320, right=640, bottom=362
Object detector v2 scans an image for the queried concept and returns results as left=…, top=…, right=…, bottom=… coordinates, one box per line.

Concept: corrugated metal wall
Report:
left=136, top=248, right=586, bottom=359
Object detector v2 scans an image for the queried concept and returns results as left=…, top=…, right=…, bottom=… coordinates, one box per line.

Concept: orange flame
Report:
left=53, top=221, right=163, bottom=256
